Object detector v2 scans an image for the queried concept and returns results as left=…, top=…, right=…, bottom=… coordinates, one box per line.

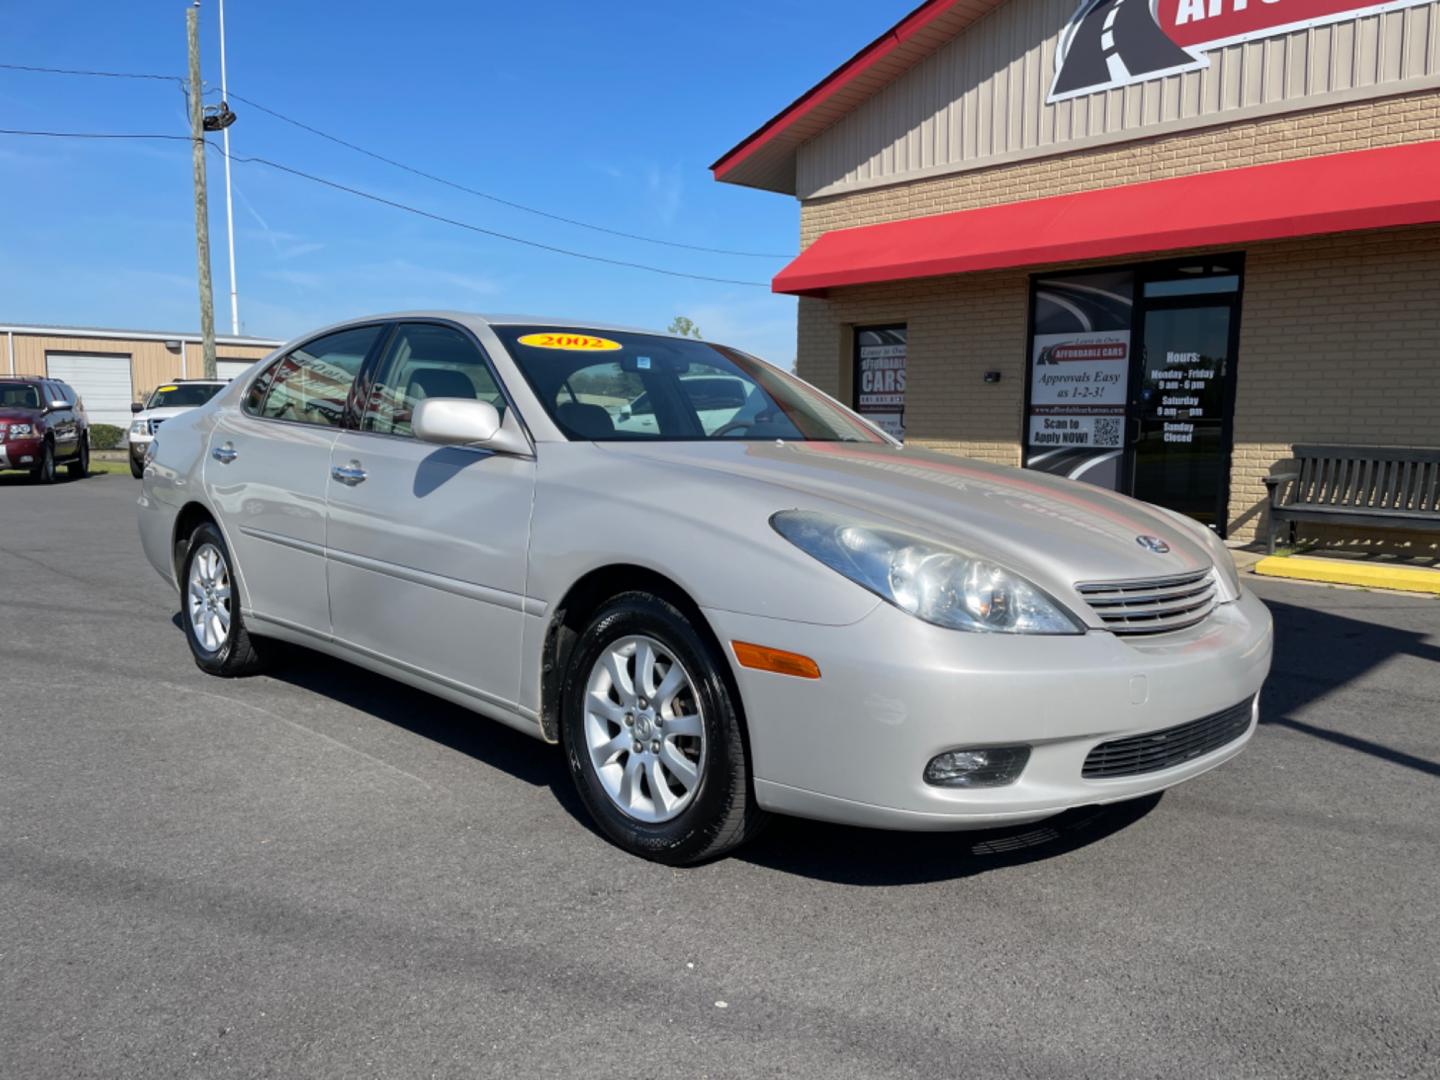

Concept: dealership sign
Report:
left=1050, top=0, right=1433, bottom=102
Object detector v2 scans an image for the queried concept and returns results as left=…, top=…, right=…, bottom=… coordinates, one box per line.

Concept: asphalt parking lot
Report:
left=2, top=472, right=1437, bottom=1079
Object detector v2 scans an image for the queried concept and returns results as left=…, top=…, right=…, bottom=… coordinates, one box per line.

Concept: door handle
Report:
left=331, top=461, right=367, bottom=486
left=212, top=442, right=238, bottom=464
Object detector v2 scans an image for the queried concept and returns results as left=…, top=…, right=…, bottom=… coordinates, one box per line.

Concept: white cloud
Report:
left=645, top=163, right=684, bottom=227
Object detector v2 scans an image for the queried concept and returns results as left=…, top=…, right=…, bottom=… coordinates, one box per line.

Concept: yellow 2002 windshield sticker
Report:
left=157, top=385, right=178, bottom=393
left=517, top=332, right=622, bottom=352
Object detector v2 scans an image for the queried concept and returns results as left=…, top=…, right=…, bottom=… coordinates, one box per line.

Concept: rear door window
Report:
left=254, top=326, right=382, bottom=427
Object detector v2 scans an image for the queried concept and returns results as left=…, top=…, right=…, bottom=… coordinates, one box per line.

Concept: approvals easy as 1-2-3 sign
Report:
left=1050, top=0, right=1431, bottom=102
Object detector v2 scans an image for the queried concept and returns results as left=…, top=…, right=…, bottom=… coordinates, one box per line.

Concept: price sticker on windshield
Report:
left=518, top=332, right=622, bottom=352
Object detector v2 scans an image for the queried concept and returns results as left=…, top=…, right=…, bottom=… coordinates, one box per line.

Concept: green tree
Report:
left=667, top=316, right=701, bottom=339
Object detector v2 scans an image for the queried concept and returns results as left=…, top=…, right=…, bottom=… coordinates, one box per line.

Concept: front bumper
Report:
left=704, top=588, right=1273, bottom=830
left=0, top=438, right=41, bottom=470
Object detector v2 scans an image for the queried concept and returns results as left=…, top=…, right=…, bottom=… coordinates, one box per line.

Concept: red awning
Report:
left=773, top=141, right=1440, bottom=296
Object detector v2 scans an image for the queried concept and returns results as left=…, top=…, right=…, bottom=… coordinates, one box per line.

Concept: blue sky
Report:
left=0, top=0, right=916, bottom=365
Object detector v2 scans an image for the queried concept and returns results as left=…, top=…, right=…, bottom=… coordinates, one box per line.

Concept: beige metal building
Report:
left=3, top=324, right=282, bottom=428
left=714, top=0, right=1440, bottom=544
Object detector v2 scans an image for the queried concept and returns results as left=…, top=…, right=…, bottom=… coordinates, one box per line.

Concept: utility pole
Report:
left=218, top=0, right=239, bottom=336
left=187, top=1, right=217, bottom=379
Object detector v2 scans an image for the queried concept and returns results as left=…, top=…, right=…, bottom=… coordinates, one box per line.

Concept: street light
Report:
left=217, top=0, right=239, bottom=337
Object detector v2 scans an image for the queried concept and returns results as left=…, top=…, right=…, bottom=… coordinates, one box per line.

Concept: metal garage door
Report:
left=46, top=353, right=134, bottom=427
left=216, top=358, right=255, bottom=382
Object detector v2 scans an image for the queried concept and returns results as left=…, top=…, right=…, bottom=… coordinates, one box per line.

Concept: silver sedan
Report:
left=139, top=313, right=1272, bottom=863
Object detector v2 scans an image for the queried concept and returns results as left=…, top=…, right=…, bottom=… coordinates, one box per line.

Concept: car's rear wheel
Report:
left=31, top=441, right=55, bottom=484
left=181, top=521, right=265, bottom=677
left=561, top=591, right=767, bottom=864
left=66, top=437, right=89, bottom=479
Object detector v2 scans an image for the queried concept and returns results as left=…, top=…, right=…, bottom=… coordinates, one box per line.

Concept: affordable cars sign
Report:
left=1050, top=0, right=1432, bottom=101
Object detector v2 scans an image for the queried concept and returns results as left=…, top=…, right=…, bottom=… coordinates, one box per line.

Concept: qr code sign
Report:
left=1092, top=418, right=1122, bottom=447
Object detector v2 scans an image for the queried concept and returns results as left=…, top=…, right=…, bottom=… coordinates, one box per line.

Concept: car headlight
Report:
left=1156, top=508, right=1240, bottom=601
left=7, top=423, right=35, bottom=438
left=129, top=420, right=148, bottom=436
left=771, top=510, right=1083, bottom=635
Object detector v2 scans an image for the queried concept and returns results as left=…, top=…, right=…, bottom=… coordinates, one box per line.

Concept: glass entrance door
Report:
left=1130, top=301, right=1237, bottom=530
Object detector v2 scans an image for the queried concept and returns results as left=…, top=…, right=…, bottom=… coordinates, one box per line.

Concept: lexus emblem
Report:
left=1136, top=535, right=1171, bottom=554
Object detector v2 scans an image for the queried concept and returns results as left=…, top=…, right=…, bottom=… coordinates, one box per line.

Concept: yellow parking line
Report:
left=1254, top=556, right=1440, bottom=595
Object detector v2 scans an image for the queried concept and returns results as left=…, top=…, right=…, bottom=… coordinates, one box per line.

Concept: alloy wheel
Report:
left=583, top=634, right=706, bottom=824
left=187, top=542, right=233, bottom=654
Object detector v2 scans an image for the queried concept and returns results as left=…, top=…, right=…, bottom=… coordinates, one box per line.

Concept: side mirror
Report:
left=131, top=402, right=145, bottom=414
left=49, top=400, right=68, bottom=411
left=413, top=398, right=530, bottom=457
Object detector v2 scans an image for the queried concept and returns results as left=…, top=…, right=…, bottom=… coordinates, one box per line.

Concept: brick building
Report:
left=713, top=0, right=1440, bottom=543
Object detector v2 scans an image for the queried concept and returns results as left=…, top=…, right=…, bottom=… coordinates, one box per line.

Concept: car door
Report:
left=43, top=381, right=79, bottom=457
left=206, top=324, right=384, bottom=637
left=325, top=321, right=535, bottom=709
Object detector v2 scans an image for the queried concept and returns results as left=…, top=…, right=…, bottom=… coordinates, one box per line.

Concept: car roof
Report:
left=303, top=311, right=707, bottom=342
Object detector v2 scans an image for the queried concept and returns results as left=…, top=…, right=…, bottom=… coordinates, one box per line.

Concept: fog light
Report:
left=924, top=745, right=1030, bottom=788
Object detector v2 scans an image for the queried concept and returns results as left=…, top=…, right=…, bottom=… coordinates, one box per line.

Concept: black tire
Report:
left=179, top=521, right=266, bottom=677
left=66, top=437, right=89, bottom=479
left=31, top=440, right=55, bottom=484
left=561, top=591, right=768, bottom=865
left=129, top=452, right=145, bottom=479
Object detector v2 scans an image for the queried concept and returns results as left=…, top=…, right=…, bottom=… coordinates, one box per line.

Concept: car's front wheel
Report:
left=561, top=591, right=767, bottom=864
left=181, top=521, right=266, bottom=677
left=129, top=450, right=145, bottom=479
left=31, top=440, right=55, bottom=484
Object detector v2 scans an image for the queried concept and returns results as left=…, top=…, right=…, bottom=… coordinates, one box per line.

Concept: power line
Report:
left=223, top=90, right=791, bottom=260
left=0, top=60, right=792, bottom=260
left=218, top=147, right=770, bottom=288
left=0, top=127, right=191, bottom=141
left=0, top=128, right=771, bottom=288
left=0, top=61, right=182, bottom=85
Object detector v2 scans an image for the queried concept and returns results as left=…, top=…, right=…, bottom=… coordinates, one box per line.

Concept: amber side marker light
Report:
left=731, top=641, right=821, bottom=679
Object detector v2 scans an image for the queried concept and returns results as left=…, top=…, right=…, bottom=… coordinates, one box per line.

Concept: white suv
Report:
left=127, top=380, right=230, bottom=477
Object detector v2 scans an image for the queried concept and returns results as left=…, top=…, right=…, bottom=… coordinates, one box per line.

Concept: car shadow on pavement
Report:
left=239, top=637, right=591, bottom=814
left=163, top=621, right=585, bottom=804
left=237, top=633, right=1165, bottom=879
left=737, top=795, right=1162, bottom=886
left=1259, top=598, right=1440, bottom=778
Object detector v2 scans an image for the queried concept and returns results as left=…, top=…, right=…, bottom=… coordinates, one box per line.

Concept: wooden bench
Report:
left=1264, top=445, right=1440, bottom=554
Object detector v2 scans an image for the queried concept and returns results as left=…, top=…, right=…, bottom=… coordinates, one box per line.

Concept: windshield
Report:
left=0, top=382, right=41, bottom=410
left=492, top=327, right=885, bottom=443
left=145, top=383, right=225, bottom=410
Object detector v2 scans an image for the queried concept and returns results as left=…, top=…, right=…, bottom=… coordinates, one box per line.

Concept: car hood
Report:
left=0, top=407, right=41, bottom=424
left=135, top=406, right=195, bottom=422
left=596, top=440, right=1213, bottom=587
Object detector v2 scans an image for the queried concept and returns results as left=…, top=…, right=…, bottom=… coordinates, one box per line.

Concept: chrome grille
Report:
left=1083, top=698, right=1255, bottom=779
left=1076, top=568, right=1216, bottom=635
left=148, top=418, right=166, bottom=436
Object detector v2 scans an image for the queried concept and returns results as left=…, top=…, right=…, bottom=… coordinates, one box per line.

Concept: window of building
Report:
left=853, top=326, right=906, bottom=440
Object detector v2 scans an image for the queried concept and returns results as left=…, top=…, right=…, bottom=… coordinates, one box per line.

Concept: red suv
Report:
left=0, top=377, right=90, bottom=482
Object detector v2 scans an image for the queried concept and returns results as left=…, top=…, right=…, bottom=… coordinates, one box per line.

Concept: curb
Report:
left=1253, top=555, right=1440, bottom=595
